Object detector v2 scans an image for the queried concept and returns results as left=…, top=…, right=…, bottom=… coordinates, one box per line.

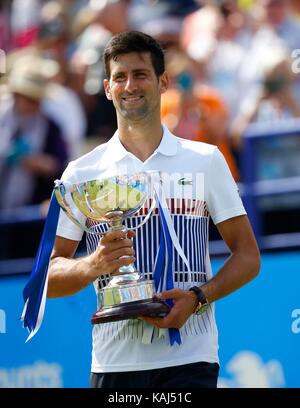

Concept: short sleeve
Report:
left=55, top=162, right=85, bottom=241
left=207, top=148, right=246, bottom=225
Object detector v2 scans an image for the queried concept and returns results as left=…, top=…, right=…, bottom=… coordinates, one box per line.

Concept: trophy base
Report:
left=91, top=299, right=170, bottom=324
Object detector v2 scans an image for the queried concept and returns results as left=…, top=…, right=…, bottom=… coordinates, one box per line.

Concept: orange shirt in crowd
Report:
left=161, top=85, right=240, bottom=181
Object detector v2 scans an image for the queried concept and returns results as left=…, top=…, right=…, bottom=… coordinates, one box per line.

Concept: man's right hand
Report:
left=88, top=229, right=136, bottom=280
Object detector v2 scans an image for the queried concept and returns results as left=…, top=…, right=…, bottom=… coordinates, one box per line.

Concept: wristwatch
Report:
left=189, top=286, right=209, bottom=315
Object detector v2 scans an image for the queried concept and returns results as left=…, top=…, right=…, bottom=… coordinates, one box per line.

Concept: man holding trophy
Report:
left=23, top=31, right=260, bottom=388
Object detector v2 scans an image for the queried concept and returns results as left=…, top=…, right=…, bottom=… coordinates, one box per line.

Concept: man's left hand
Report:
left=139, top=288, right=198, bottom=329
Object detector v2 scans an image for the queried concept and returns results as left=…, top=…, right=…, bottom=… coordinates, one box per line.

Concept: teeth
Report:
left=124, top=96, right=141, bottom=101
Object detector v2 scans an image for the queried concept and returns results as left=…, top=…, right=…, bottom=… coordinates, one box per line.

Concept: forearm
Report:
left=201, top=250, right=260, bottom=304
left=47, top=255, right=96, bottom=298
left=143, top=251, right=260, bottom=330
left=47, top=230, right=136, bottom=298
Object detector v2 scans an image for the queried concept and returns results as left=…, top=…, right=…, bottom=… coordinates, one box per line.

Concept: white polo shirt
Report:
left=56, top=125, right=246, bottom=373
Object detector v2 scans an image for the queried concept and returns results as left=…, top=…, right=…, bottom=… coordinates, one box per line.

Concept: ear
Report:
left=159, top=71, right=169, bottom=95
left=103, top=79, right=112, bottom=100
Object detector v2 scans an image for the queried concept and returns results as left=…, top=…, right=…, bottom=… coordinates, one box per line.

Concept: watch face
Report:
left=195, top=303, right=209, bottom=315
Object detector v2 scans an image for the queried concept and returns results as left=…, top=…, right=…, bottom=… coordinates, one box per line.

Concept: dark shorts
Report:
left=90, top=361, right=219, bottom=388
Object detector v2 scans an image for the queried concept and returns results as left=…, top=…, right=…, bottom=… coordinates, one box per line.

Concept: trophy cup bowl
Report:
left=54, top=172, right=170, bottom=324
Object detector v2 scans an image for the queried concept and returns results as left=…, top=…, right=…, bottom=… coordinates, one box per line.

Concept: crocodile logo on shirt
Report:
left=178, top=178, right=192, bottom=186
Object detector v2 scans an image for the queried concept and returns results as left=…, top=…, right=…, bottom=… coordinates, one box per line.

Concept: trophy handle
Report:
left=54, top=181, right=106, bottom=236
left=130, top=194, right=157, bottom=230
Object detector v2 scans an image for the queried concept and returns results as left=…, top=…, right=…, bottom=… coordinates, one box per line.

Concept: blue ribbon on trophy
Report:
left=21, top=172, right=192, bottom=346
left=21, top=192, right=60, bottom=342
left=152, top=178, right=192, bottom=346
left=152, top=199, right=181, bottom=346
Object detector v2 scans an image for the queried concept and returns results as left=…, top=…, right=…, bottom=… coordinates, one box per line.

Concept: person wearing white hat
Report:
left=0, top=57, right=69, bottom=210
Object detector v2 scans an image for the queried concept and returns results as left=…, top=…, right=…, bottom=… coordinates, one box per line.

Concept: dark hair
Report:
left=103, top=31, right=165, bottom=79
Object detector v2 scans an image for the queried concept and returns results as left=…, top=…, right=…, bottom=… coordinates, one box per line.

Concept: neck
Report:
left=117, top=119, right=163, bottom=162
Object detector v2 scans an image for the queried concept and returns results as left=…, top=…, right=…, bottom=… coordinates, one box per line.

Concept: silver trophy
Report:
left=54, top=172, right=169, bottom=324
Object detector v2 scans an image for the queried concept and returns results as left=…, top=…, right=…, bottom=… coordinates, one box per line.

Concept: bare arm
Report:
left=47, top=230, right=135, bottom=298
left=199, top=214, right=260, bottom=303
left=141, top=215, right=260, bottom=329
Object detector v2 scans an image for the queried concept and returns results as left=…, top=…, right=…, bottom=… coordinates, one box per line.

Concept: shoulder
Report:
left=175, top=135, right=217, bottom=158
left=61, top=142, right=109, bottom=181
left=70, top=142, right=109, bottom=168
left=162, top=127, right=221, bottom=172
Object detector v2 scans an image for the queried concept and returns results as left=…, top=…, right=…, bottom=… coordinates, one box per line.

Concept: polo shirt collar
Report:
left=156, top=125, right=178, bottom=156
left=105, top=130, right=129, bottom=162
left=105, top=125, right=178, bottom=162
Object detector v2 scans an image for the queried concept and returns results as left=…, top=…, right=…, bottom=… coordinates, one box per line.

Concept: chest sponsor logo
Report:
left=178, top=177, right=192, bottom=186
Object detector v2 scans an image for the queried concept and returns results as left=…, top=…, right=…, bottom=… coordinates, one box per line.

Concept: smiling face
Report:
left=103, top=52, right=168, bottom=124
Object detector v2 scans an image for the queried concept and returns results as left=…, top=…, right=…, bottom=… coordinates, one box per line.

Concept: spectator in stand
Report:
left=259, top=0, right=300, bottom=51
left=161, top=49, right=239, bottom=181
left=42, top=59, right=87, bottom=160
left=38, top=17, right=69, bottom=69
left=6, top=2, right=87, bottom=161
left=10, top=0, right=41, bottom=48
left=0, top=57, right=68, bottom=210
left=181, top=1, right=254, bottom=123
left=231, top=47, right=300, bottom=150
left=237, top=0, right=300, bottom=111
left=7, top=2, right=71, bottom=80
left=128, top=0, right=199, bottom=49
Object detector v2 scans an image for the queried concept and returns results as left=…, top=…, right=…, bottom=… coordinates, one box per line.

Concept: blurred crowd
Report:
left=1, top=0, right=300, bottom=212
